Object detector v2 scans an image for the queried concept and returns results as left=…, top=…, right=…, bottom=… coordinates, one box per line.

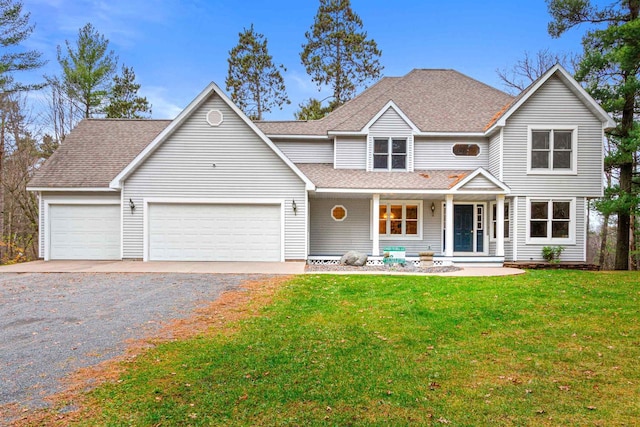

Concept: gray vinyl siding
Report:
left=513, top=196, right=586, bottom=262
left=335, top=136, right=366, bottom=169
left=39, top=191, right=122, bottom=259
left=122, top=93, right=307, bottom=260
left=274, top=140, right=333, bottom=163
left=414, top=138, right=489, bottom=170
left=502, top=75, right=604, bottom=197
left=367, top=107, right=415, bottom=171
left=309, top=197, right=442, bottom=256
left=461, top=174, right=499, bottom=190
left=488, top=130, right=501, bottom=179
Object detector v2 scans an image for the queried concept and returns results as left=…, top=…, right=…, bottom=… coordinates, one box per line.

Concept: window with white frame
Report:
left=373, top=138, right=407, bottom=170
left=490, top=201, right=510, bottom=241
left=528, top=127, right=577, bottom=174
left=378, top=201, right=421, bottom=238
left=527, top=198, right=575, bottom=244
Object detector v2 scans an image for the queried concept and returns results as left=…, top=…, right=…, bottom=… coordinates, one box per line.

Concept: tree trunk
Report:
left=599, top=212, right=610, bottom=267
left=615, top=162, right=632, bottom=270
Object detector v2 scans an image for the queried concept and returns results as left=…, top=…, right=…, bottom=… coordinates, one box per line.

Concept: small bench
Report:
left=383, top=246, right=406, bottom=266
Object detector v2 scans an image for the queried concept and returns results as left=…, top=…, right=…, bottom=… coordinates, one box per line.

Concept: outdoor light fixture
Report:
left=129, top=198, right=136, bottom=214
left=431, top=202, right=436, bottom=216
left=292, top=199, right=297, bottom=215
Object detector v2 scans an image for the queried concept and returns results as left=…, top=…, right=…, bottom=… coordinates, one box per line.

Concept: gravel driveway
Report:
left=0, top=272, right=272, bottom=412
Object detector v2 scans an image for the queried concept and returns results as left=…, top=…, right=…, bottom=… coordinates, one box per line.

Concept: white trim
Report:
left=265, top=134, right=331, bottom=140
left=109, top=82, right=315, bottom=191
left=527, top=126, right=578, bottom=175
left=525, top=197, right=577, bottom=245
left=416, top=131, right=486, bottom=137
left=333, top=135, right=337, bottom=169
left=143, top=197, right=286, bottom=262
left=450, top=167, right=510, bottom=192
left=372, top=194, right=380, bottom=256
left=27, top=187, right=118, bottom=192
left=584, top=198, right=588, bottom=262
left=441, top=201, right=488, bottom=256
left=485, top=64, right=616, bottom=134
left=361, top=100, right=420, bottom=133
left=513, top=196, right=519, bottom=261
left=314, top=188, right=508, bottom=195
left=43, top=197, right=121, bottom=262
left=372, top=200, right=424, bottom=240
left=498, top=128, right=504, bottom=181
left=305, top=190, right=310, bottom=259
left=331, top=205, right=348, bottom=221
left=120, top=183, right=125, bottom=260
left=489, top=199, right=511, bottom=243
left=451, top=143, right=481, bottom=157
left=37, top=192, right=42, bottom=258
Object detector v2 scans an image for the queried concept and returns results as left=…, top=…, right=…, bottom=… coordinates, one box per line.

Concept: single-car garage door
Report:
left=148, top=203, right=281, bottom=261
left=49, top=204, right=121, bottom=260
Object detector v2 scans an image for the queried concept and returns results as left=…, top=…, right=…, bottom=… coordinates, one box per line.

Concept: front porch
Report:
left=307, top=255, right=505, bottom=268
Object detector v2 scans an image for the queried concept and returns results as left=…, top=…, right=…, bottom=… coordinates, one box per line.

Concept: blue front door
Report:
left=454, top=205, right=474, bottom=252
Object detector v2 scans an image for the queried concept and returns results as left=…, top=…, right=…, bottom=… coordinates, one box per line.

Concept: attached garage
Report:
left=147, top=203, right=282, bottom=261
left=48, top=204, right=121, bottom=260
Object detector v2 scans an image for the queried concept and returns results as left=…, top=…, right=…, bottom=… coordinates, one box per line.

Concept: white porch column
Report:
left=372, top=194, right=380, bottom=256
left=496, top=194, right=505, bottom=257
left=445, top=194, right=454, bottom=257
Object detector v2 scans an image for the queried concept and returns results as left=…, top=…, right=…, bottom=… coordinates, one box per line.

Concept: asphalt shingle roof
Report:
left=296, top=163, right=471, bottom=190
left=29, top=119, right=171, bottom=188
left=256, top=69, right=514, bottom=135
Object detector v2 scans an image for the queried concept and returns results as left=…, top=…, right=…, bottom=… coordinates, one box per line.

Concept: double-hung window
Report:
left=528, top=127, right=577, bottom=174
left=526, top=198, right=575, bottom=244
left=490, top=201, right=510, bottom=241
left=373, top=138, right=407, bottom=170
left=377, top=201, right=421, bottom=239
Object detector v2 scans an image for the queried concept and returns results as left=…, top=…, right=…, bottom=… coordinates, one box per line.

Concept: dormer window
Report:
left=373, top=138, right=406, bottom=170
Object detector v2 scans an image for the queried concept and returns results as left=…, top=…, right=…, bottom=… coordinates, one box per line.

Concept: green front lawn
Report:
left=68, top=271, right=639, bottom=426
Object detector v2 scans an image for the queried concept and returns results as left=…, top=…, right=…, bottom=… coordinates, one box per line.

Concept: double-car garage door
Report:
left=148, top=203, right=282, bottom=261
left=48, top=203, right=282, bottom=262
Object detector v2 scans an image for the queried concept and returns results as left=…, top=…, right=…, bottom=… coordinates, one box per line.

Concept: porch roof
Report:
left=296, top=163, right=472, bottom=190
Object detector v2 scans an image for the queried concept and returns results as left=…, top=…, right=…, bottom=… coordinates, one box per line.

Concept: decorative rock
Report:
left=340, top=250, right=368, bottom=267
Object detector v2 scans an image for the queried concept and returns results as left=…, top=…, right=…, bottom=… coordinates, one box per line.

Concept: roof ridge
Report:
left=85, top=118, right=173, bottom=122
left=447, top=69, right=514, bottom=99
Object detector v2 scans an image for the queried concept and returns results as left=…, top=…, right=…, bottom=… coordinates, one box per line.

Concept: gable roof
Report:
left=109, top=82, right=314, bottom=190
left=28, top=119, right=171, bottom=189
left=485, top=64, right=616, bottom=133
left=256, top=69, right=514, bottom=136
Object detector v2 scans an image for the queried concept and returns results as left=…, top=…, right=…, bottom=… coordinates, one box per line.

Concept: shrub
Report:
left=542, top=246, right=564, bottom=263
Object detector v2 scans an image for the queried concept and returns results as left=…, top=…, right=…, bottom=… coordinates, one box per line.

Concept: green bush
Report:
left=542, top=245, right=564, bottom=263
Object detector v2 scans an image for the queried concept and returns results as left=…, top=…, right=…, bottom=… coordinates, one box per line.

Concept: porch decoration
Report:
left=419, top=251, right=435, bottom=268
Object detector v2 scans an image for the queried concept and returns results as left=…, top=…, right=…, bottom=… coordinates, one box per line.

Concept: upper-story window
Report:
left=528, top=126, right=577, bottom=174
left=452, top=143, right=480, bottom=156
left=374, top=138, right=407, bottom=170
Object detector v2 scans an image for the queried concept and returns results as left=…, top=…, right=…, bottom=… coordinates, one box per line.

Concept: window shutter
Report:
left=407, top=135, right=414, bottom=172
left=366, top=134, right=373, bottom=171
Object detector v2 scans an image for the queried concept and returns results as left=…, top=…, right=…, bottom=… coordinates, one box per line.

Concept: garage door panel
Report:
left=49, top=205, right=121, bottom=260
left=148, top=203, right=281, bottom=262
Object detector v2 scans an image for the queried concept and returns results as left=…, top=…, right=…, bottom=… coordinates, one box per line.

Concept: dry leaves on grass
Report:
left=7, top=276, right=292, bottom=427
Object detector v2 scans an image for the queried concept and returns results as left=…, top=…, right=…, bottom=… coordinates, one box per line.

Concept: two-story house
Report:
left=28, top=64, right=614, bottom=266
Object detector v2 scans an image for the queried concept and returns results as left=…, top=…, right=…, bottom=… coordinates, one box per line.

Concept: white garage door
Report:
left=148, top=203, right=281, bottom=261
left=49, top=204, right=121, bottom=260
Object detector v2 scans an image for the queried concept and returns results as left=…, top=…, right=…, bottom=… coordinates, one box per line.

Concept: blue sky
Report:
left=23, top=0, right=588, bottom=120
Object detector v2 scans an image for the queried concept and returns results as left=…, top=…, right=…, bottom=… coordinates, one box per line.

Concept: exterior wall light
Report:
left=129, top=198, right=136, bottom=214
left=292, top=199, right=297, bottom=215
left=431, top=202, right=436, bottom=216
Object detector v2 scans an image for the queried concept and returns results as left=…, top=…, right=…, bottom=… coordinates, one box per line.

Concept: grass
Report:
left=50, top=271, right=640, bottom=426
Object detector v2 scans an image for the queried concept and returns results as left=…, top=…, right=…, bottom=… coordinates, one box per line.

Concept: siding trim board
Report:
left=361, top=101, right=420, bottom=133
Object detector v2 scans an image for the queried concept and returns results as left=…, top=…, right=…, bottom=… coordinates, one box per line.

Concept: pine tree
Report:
left=226, top=24, right=289, bottom=121
left=104, top=65, right=151, bottom=119
left=57, top=23, right=118, bottom=118
left=0, top=0, right=44, bottom=93
left=548, top=0, right=640, bottom=270
left=294, top=98, right=331, bottom=120
left=300, top=0, right=382, bottom=109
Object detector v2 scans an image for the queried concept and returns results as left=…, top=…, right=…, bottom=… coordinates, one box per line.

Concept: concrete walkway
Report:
left=0, top=260, right=524, bottom=277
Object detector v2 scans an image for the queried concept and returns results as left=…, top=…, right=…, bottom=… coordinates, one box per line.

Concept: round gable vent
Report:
left=206, top=109, right=223, bottom=126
